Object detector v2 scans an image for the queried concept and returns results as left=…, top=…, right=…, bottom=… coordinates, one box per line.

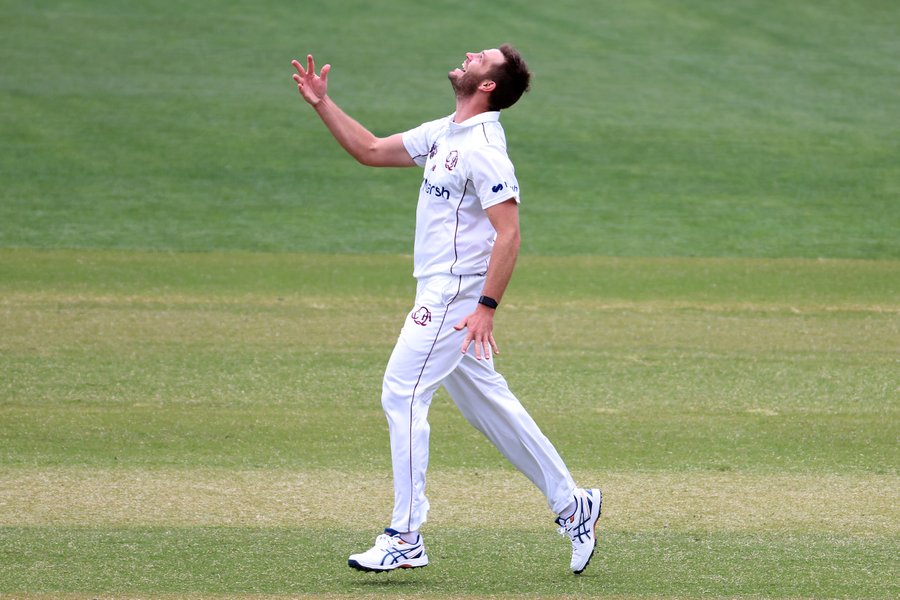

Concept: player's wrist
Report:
left=478, top=295, right=499, bottom=310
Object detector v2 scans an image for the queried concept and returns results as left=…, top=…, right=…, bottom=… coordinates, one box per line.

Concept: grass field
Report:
left=2, top=0, right=898, bottom=258
left=2, top=251, right=897, bottom=598
left=1, top=0, right=899, bottom=599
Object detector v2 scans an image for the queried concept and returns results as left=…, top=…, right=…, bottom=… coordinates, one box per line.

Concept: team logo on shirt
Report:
left=444, top=150, right=459, bottom=171
left=428, top=142, right=439, bottom=159
left=412, top=306, right=432, bottom=326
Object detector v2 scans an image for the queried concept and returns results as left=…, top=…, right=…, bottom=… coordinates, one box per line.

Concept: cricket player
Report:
left=291, top=45, right=601, bottom=575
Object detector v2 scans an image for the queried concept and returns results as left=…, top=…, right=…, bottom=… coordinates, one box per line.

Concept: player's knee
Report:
left=381, top=376, right=407, bottom=411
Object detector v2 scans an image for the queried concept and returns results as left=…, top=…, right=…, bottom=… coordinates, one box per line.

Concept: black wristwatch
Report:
left=478, top=295, right=499, bottom=309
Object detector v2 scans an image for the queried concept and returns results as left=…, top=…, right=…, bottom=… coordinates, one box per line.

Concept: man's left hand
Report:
left=454, top=305, right=499, bottom=360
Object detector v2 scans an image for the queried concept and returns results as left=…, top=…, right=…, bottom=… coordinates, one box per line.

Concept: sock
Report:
left=559, top=500, right=577, bottom=521
left=399, top=531, right=420, bottom=544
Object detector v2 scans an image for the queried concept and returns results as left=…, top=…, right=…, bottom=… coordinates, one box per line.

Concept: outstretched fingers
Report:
left=453, top=317, right=498, bottom=361
left=291, top=58, right=306, bottom=77
left=291, top=55, right=330, bottom=84
left=487, top=333, right=500, bottom=357
left=291, top=54, right=331, bottom=104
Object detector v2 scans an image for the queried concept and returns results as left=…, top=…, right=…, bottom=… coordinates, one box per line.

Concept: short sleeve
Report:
left=468, top=145, right=521, bottom=209
left=402, top=123, right=431, bottom=168
left=402, top=116, right=448, bottom=168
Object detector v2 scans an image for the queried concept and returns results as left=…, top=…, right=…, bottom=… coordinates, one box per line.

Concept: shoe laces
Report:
left=556, top=497, right=591, bottom=543
left=555, top=514, right=575, bottom=538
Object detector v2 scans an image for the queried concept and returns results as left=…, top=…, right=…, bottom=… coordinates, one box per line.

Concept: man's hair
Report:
left=488, top=44, right=531, bottom=111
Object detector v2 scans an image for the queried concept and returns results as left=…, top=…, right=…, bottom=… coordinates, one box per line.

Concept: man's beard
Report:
left=449, top=69, right=480, bottom=97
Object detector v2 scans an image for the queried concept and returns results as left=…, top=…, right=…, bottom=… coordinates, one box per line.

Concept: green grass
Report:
left=3, top=527, right=896, bottom=597
left=1, top=0, right=898, bottom=257
left=1, top=0, right=899, bottom=598
left=1, top=250, right=897, bottom=598
left=2, top=251, right=896, bottom=475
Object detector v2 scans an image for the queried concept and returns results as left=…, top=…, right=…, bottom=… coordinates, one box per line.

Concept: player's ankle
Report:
left=399, top=531, right=420, bottom=544
left=558, top=500, right=577, bottom=521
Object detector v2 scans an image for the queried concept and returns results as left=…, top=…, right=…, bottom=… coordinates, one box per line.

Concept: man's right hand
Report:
left=292, top=54, right=330, bottom=106
left=288, top=55, right=414, bottom=168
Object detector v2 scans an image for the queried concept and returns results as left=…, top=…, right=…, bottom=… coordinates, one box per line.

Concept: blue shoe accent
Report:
left=348, top=528, right=429, bottom=572
left=557, top=488, right=602, bottom=574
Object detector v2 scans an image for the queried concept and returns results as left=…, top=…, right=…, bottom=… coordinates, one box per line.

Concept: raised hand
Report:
left=291, top=54, right=331, bottom=106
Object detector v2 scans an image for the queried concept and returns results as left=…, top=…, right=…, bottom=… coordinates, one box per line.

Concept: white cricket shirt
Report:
left=402, top=111, right=521, bottom=279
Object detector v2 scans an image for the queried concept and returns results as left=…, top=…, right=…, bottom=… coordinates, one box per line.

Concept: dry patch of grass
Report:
left=0, top=592, right=688, bottom=600
left=3, top=288, right=896, bottom=359
left=2, top=468, right=895, bottom=536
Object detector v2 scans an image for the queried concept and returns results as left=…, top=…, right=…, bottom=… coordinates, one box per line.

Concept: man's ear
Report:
left=479, top=80, right=496, bottom=92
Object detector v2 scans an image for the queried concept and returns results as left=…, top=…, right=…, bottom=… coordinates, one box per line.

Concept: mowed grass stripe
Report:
left=3, top=291, right=897, bottom=357
left=0, top=596, right=674, bottom=600
left=2, top=468, right=896, bottom=536
left=2, top=526, right=896, bottom=598
left=2, top=252, right=896, bottom=371
left=2, top=250, right=896, bottom=305
left=0, top=592, right=716, bottom=600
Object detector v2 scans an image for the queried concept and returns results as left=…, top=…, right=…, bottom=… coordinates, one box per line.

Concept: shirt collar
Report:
left=447, top=111, right=501, bottom=130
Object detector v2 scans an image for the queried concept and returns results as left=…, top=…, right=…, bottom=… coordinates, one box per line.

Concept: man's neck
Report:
left=452, top=94, right=492, bottom=123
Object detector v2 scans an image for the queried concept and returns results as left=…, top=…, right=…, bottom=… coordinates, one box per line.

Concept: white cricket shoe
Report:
left=556, top=488, right=602, bottom=574
left=348, top=528, right=429, bottom=572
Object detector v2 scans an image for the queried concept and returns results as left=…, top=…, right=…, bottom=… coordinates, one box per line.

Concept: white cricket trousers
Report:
left=382, top=273, right=577, bottom=533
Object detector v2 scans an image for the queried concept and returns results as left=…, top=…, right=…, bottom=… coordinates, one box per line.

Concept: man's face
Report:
left=449, top=48, right=504, bottom=97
